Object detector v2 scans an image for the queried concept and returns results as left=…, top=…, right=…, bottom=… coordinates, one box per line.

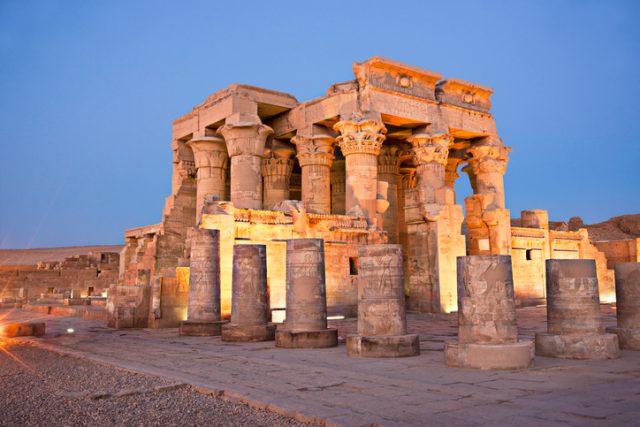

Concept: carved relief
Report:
left=467, top=145, right=511, bottom=175
left=334, top=118, right=387, bottom=156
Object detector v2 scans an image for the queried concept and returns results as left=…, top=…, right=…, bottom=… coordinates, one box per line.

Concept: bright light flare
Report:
left=66, top=328, right=75, bottom=334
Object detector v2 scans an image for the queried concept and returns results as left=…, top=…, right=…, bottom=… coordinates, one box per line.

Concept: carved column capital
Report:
left=334, top=119, right=386, bottom=156
left=186, top=136, right=229, bottom=170
left=377, top=144, right=402, bottom=175
left=217, top=114, right=273, bottom=157
left=261, top=157, right=294, bottom=178
left=407, top=132, right=452, bottom=166
left=467, top=145, right=511, bottom=175
left=291, top=134, right=335, bottom=168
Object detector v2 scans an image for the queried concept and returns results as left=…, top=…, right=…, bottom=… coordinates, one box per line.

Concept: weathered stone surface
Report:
left=2, top=321, right=45, bottom=337
left=222, top=245, right=275, bottom=342
left=457, top=255, right=518, bottom=344
left=347, top=244, right=418, bottom=357
left=445, top=255, right=533, bottom=369
left=276, top=239, right=337, bottom=348
left=106, top=284, right=150, bottom=329
left=444, top=341, right=534, bottom=370
left=180, top=228, right=225, bottom=336
left=606, top=262, right=640, bottom=350
left=535, top=259, right=619, bottom=359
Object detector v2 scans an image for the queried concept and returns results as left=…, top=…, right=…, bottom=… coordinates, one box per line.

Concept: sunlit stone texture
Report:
left=222, top=244, right=275, bottom=342
left=346, top=244, right=419, bottom=357
left=445, top=255, right=534, bottom=369
left=2, top=322, right=45, bottom=337
left=535, top=260, right=619, bottom=359
left=186, top=135, right=228, bottom=223
left=217, top=113, right=273, bottom=210
left=275, top=239, right=338, bottom=348
left=179, top=228, right=227, bottom=336
left=606, top=262, right=640, bottom=350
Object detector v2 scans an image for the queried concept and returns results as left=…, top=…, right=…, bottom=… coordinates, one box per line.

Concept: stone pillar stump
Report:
left=222, top=244, right=275, bottom=342
left=444, top=255, right=534, bottom=369
left=346, top=244, right=419, bottom=357
left=606, top=262, right=640, bottom=350
left=179, top=228, right=227, bottom=336
left=535, top=259, right=619, bottom=359
left=275, top=239, right=338, bottom=348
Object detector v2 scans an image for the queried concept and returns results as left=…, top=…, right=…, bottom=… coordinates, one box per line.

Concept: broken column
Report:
left=444, top=255, right=534, bottom=369
left=464, top=140, right=512, bottom=255
left=217, top=113, right=273, bottom=210
left=179, top=228, right=227, bottom=336
left=346, top=244, right=419, bottom=357
left=222, top=244, right=275, bottom=342
left=334, top=114, right=386, bottom=221
left=536, top=259, right=619, bottom=359
left=606, top=262, right=640, bottom=350
left=275, top=239, right=338, bottom=348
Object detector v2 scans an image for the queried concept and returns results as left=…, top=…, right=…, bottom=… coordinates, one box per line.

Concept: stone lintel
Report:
left=436, top=78, right=493, bottom=113
left=353, top=56, right=443, bottom=102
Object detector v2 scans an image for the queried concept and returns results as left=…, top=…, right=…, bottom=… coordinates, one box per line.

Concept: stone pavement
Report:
left=2, top=305, right=639, bottom=426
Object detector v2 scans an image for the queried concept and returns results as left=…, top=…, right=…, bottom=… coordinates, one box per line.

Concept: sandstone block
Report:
left=535, top=259, right=619, bottom=359
left=445, top=255, right=533, bottom=369
left=2, top=322, right=46, bottom=338
left=606, top=262, right=640, bottom=350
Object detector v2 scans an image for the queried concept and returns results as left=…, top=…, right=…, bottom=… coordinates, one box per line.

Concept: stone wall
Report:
left=0, top=251, right=119, bottom=304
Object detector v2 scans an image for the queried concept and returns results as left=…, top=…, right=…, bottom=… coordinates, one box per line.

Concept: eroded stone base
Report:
left=222, top=323, right=276, bottom=342
left=2, top=322, right=46, bottom=338
left=606, top=327, right=640, bottom=351
left=444, top=341, right=534, bottom=370
left=179, top=320, right=227, bottom=337
left=535, top=332, right=619, bottom=359
left=275, top=328, right=338, bottom=348
left=346, top=334, right=420, bottom=358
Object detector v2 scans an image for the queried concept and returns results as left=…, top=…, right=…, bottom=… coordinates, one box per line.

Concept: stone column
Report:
left=179, top=228, right=227, bottom=336
left=607, top=263, right=640, bottom=349
left=261, top=145, right=294, bottom=210
left=535, top=259, right=619, bottom=359
left=346, top=244, right=419, bottom=357
left=377, top=145, right=401, bottom=243
left=186, top=136, right=228, bottom=223
left=465, top=140, right=512, bottom=255
left=444, top=255, right=534, bottom=369
left=222, top=245, right=275, bottom=342
left=334, top=116, right=386, bottom=221
left=331, top=158, right=346, bottom=214
left=467, top=142, right=510, bottom=207
left=275, top=239, right=338, bottom=348
left=291, top=129, right=334, bottom=214
left=217, top=113, right=273, bottom=210
left=403, top=130, right=465, bottom=314
left=407, top=131, right=452, bottom=209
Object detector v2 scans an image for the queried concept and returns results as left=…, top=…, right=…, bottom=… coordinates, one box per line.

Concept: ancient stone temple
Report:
left=116, top=57, right=618, bottom=328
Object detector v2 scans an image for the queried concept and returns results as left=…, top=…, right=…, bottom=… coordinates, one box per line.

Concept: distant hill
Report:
left=0, top=245, right=123, bottom=266
left=550, top=214, right=640, bottom=242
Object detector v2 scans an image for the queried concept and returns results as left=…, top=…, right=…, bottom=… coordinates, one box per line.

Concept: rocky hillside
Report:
left=550, top=214, right=640, bottom=241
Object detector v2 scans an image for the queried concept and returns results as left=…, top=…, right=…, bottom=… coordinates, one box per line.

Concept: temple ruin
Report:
left=114, top=57, right=623, bottom=328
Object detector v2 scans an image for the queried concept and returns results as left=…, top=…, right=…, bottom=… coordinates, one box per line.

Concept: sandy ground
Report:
left=0, top=245, right=124, bottom=266
left=0, top=344, right=315, bottom=427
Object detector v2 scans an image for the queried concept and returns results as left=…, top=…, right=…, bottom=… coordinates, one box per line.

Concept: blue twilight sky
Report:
left=0, top=0, right=638, bottom=249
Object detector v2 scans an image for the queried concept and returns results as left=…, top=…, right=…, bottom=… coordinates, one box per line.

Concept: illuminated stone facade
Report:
left=117, top=57, right=618, bottom=328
